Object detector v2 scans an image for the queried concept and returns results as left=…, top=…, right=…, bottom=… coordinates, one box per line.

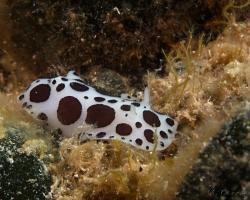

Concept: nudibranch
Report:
left=18, top=71, right=177, bottom=151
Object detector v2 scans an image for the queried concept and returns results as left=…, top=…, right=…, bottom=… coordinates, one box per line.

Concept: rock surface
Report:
left=176, top=110, right=250, bottom=200
left=9, top=0, right=250, bottom=82
left=0, top=126, right=52, bottom=200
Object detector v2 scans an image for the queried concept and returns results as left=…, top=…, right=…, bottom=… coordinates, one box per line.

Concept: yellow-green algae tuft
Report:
left=51, top=137, right=176, bottom=200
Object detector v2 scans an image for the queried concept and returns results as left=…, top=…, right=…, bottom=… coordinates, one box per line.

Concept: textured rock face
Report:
left=0, top=127, right=52, bottom=200
left=176, top=110, right=250, bottom=200
left=8, top=0, right=248, bottom=82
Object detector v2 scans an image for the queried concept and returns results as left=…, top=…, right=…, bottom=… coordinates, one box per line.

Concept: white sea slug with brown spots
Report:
left=18, top=71, right=178, bottom=151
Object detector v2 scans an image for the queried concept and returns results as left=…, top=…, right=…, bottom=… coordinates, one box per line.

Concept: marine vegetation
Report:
left=0, top=0, right=249, bottom=199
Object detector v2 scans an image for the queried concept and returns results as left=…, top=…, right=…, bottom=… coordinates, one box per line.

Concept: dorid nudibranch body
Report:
left=18, top=71, right=178, bottom=151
